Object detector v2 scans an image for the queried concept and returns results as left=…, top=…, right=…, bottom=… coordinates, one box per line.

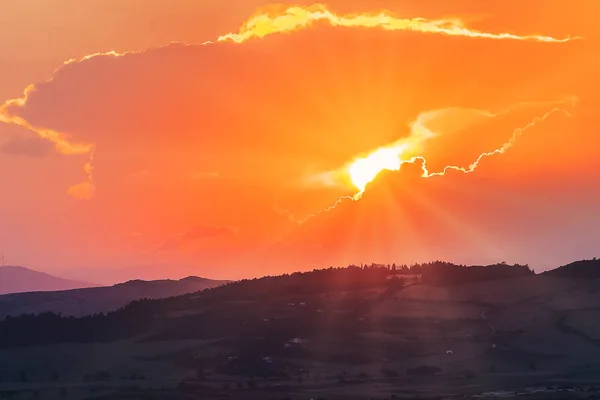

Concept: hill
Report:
left=1, top=261, right=600, bottom=400
left=0, top=266, right=97, bottom=295
left=0, top=276, right=229, bottom=318
left=542, top=258, right=600, bottom=279
left=0, top=261, right=534, bottom=345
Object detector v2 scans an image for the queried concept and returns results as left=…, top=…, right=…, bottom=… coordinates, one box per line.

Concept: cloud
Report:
left=0, top=134, right=54, bottom=157
left=0, top=2, right=592, bottom=269
left=219, top=4, right=578, bottom=44
left=157, top=225, right=240, bottom=252
left=67, top=148, right=95, bottom=200
left=0, top=85, right=94, bottom=155
left=67, top=181, right=95, bottom=200
left=287, top=99, right=574, bottom=228
left=2, top=28, right=578, bottom=195
left=0, top=4, right=580, bottom=197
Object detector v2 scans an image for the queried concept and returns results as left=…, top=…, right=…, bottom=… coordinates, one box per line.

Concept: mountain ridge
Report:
left=0, top=265, right=98, bottom=295
left=0, top=273, right=229, bottom=318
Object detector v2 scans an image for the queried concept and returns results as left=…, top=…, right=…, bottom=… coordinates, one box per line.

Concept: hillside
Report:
left=0, top=276, right=229, bottom=318
left=542, top=258, right=600, bottom=279
left=1, top=261, right=600, bottom=400
left=0, top=266, right=97, bottom=295
left=0, top=262, right=535, bottom=345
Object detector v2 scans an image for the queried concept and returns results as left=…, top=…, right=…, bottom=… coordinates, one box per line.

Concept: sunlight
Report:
left=347, top=145, right=408, bottom=193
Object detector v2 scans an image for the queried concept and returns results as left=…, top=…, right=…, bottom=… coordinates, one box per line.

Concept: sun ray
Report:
left=296, top=99, right=575, bottom=223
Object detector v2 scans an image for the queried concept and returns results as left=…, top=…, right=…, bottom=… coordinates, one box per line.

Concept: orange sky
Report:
left=0, top=0, right=599, bottom=283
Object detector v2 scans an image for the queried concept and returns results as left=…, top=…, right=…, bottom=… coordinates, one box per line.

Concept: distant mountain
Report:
left=542, top=258, right=600, bottom=279
left=0, top=275, right=229, bottom=318
left=0, top=266, right=97, bottom=295
left=57, top=263, right=231, bottom=286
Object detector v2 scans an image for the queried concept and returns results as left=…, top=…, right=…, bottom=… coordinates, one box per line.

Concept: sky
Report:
left=1, top=0, right=599, bottom=284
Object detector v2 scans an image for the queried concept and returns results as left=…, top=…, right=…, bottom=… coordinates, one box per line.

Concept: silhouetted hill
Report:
left=0, top=266, right=97, bottom=295
left=542, top=258, right=600, bottom=279
left=2, top=260, right=600, bottom=400
left=0, top=276, right=229, bottom=318
left=0, top=261, right=536, bottom=347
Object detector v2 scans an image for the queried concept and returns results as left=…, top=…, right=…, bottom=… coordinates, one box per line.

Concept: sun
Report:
left=347, top=145, right=409, bottom=193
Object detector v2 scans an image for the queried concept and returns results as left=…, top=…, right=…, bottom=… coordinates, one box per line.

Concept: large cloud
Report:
left=0, top=3, right=598, bottom=279
left=3, top=23, right=581, bottom=184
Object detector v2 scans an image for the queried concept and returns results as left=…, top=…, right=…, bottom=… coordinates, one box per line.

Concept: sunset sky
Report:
left=1, top=0, right=599, bottom=284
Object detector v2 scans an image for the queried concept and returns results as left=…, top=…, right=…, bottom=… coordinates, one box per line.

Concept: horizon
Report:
left=1, top=257, right=596, bottom=289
